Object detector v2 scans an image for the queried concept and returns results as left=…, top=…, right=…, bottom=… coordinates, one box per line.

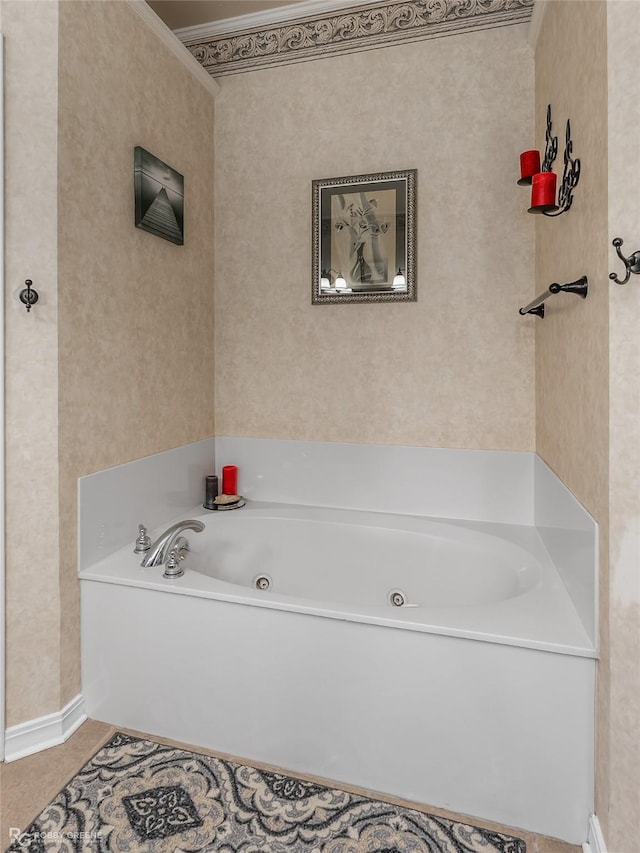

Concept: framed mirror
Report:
left=312, top=168, right=417, bottom=304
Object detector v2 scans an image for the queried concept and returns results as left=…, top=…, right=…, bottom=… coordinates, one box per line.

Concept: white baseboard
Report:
left=583, top=814, right=607, bottom=853
left=4, top=694, right=87, bottom=762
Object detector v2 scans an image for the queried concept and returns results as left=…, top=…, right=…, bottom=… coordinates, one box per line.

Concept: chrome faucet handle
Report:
left=163, top=548, right=185, bottom=579
left=133, top=524, right=151, bottom=554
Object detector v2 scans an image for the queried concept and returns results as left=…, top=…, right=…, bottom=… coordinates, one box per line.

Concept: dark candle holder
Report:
left=524, top=105, right=580, bottom=217
left=528, top=203, right=559, bottom=215
left=541, top=103, right=558, bottom=173
left=540, top=117, right=581, bottom=217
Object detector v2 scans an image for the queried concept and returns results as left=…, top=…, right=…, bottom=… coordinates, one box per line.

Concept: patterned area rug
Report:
left=7, top=732, right=526, bottom=852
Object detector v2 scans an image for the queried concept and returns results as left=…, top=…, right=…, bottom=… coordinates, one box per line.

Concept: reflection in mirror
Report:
left=312, top=169, right=416, bottom=304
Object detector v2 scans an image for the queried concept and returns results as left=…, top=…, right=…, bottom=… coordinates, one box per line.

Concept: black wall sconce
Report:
left=518, top=105, right=581, bottom=217
left=609, top=237, right=640, bottom=285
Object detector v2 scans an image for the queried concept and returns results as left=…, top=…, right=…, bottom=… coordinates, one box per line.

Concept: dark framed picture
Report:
left=134, top=146, right=184, bottom=245
left=312, top=169, right=417, bottom=304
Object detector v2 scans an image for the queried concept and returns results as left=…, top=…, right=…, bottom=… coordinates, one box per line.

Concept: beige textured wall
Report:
left=56, top=0, right=216, bottom=709
left=535, top=14, right=610, bottom=826
left=4, top=0, right=216, bottom=725
left=213, top=26, right=536, bottom=450
left=535, top=0, right=610, bottom=837
left=607, top=3, right=640, bottom=851
left=6, top=6, right=634, bottom=845
left=536, top=2, right=640, bottom=849
left=535, top=1, right=609, bottom=511
left=3, top=0, right=61, bottom=726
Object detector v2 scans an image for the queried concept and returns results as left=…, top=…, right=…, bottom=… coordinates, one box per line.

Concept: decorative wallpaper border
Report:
left=183, top=0, right=534, bottom=78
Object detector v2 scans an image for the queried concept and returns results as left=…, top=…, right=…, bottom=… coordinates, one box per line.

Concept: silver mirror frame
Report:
left=312, top=168, right=417, bottom=305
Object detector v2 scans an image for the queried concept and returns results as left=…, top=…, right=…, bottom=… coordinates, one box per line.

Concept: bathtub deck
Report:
left=80, top=501, right=597, bottom=659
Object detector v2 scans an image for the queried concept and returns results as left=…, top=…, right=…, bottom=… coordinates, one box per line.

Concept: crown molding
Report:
left=174, top=0, right=375, bottom=42
left=180, top=0, right=534, bottom=78
left=126, top=0, right=220, bottom=97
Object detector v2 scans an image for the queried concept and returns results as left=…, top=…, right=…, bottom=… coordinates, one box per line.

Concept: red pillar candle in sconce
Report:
left=222, top=465, right=238, bottom=495
left=530, top=171, right=558, bottom=211
left=518, top=149, right=541, bottom=185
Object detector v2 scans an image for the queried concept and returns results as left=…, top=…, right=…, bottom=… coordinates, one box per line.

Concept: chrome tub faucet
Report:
left=140, top=519, right=205, bottom=568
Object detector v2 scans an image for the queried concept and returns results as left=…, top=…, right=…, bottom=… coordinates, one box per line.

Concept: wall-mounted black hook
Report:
left=609, top=238, right=640, bottom=286
left=19, top=280, right=39, bottom=312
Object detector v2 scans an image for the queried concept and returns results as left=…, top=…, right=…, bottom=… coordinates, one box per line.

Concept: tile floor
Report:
left=0, top=719, right=581, bottom=853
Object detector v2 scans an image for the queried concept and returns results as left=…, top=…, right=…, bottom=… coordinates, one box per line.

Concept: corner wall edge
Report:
left=527, top=0, right=548, bottom=47
left=125, top=0, right=220, bottom=97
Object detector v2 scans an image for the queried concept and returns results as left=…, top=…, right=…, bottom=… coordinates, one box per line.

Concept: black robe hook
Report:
left=19, top=279, right=39, bottom=312
left=609, top=238, right=640, bottom=286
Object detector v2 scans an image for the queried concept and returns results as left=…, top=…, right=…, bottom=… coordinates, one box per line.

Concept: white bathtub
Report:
left=80, top=502, right=596, bottom=843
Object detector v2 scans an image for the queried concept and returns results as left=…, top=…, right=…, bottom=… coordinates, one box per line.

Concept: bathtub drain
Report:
left=254, top=574, right=272, bottom=591
left=389, top=590, right=406, bottom=607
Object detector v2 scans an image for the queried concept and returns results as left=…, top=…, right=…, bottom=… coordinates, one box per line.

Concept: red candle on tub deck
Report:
left=531, top=171, right=557, bottom=208
left=519, top=149, right=541, bottom=183
left=222, top=465, right=238, bottom=495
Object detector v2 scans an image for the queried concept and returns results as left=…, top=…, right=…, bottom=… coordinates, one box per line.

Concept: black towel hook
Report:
left=19, top=279, right=39, bottom=312
left=609, top=238, right=640, bottom=286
